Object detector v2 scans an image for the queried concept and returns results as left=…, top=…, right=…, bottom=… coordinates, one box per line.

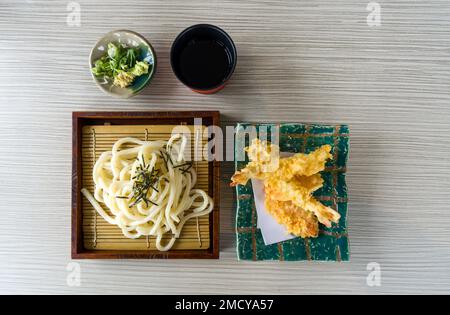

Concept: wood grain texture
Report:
left=0, top=0, right=449, bottom=294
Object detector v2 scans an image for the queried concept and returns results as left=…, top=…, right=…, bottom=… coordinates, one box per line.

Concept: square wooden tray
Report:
left=72, top=111, right=220, bottom=259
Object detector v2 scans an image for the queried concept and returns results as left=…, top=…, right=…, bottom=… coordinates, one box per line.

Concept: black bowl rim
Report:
left=170, top=24, right=237, bottom=91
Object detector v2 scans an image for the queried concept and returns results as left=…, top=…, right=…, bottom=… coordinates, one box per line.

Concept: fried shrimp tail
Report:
left=230, top=139, right=280, bottom=186
left=304, top=198, right=341, bottom=228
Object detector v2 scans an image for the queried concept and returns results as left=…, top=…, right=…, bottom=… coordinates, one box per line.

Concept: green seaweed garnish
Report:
left=128, top=156, right=160, bottom=208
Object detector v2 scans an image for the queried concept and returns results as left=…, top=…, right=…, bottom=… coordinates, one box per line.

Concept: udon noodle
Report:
left=81, top=134, right=213, bottom=251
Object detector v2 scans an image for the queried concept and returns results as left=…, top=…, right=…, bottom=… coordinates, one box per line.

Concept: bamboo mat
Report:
left=81, top=125, right=210, bottom=251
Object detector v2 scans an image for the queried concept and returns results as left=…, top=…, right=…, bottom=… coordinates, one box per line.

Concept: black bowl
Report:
left=170, top=24, right=237, bottom=94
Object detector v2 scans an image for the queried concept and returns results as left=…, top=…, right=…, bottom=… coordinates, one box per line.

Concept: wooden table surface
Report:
left=1, top=0, right=449, bottom=295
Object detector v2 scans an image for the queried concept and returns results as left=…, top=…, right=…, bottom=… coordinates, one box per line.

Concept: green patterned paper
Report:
left=235, top=123, right=350, bottom=261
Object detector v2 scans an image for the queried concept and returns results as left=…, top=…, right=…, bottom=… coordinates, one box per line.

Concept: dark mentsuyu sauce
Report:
left=178, top=39, right=232, bottom=90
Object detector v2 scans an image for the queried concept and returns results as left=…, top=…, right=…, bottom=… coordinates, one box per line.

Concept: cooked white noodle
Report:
left=81, top=134, right=213, bottom=251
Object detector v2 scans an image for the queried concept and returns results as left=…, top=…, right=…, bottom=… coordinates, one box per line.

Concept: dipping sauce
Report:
left=171, top=24, right=237, bottom=94
left=178, top=39, right=232, bottom=90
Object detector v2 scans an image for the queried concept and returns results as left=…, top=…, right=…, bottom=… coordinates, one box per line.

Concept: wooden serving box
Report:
left=72, top=111, right=220, bottom=259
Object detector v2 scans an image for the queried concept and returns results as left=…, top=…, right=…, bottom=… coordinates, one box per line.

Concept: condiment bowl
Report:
left=89, top=30, right=157, bottom=98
